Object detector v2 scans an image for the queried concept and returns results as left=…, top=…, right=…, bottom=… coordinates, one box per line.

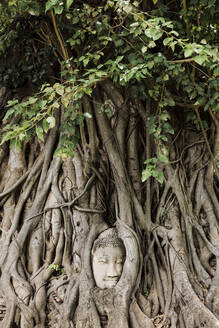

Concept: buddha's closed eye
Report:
left=98, top=259, right=107, bottom=263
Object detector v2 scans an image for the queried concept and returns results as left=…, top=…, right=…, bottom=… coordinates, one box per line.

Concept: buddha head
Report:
left=91, top=228, right=126, bottom=289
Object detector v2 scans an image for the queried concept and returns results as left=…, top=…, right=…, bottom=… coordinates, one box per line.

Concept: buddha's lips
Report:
left=103, top=279, right=118, bottom=286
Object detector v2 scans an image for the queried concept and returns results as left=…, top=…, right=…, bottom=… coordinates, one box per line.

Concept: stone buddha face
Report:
left=92, top=228, right=126, bottom=289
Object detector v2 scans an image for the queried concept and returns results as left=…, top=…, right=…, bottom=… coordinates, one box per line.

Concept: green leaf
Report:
left=194, top=97, right=205, bottom=105
left=163, top=37, right=173, bottom=46
left=163, top=122, right=174, bottom=134
left=200, top=39, right=207, bottom=45
left=194, top=55, right=207, bottom=65
left=54, top=6, right=64, bottom=15
left=213, top=67, right=219, bottom=76
left=55, top=85, right=65, bottom=95
left=36, top=126, right=44, bottom=141
left=28, top=4, right=40, bottom=16
left=128, top=53, right=138, bottom=64
left=142, top=169, right=152, bottom=182
left=146, top=61, right=154, bottom=69
left=52, top=101, right=60, bottom=109
left=144, top=157, right=157, bottom=165
left=168, top=97, right=175, bottom=106
left=7, top=99, right=19, bottom=107
left=84, top=88, right=92, bottom=96
left=159, top=154, right=168, bottom=163
left=95, top=71, right=107, bottom=78
left=184, top=48, right=193, bottom=58
left=43, top=119, right=49, bottom=133
left=170, top=30, right=179, bottom=36
left=45, top=0, right=59, bottom=12
left=161, top=135, right=168, bottom=142
left=145, top=28, right=163, bottom=41
left=163, top=74, right=169, bottom=81
left=115, top=56, right=124, bottom=64
left=213, top=103, right=219, bottom=112
left=156, top=171, right=164, bottom=184
left=9, top=138, right=17, bottom=148
left=148, top=41, right=156, bottom=48
left=83, top=58, right=89, bottom=67
left=14, top=138, right=21, bottom=150
left=39, top=100, right=47, bottom=109
left=47, top=116, right=56, bottom=129
left=1, top=133, right=11, bottom=145
left=141, top=46, right=147, bottom=54
left=79, top=56, right=85, bottom=62
left=61, top=94, right=71, bottom=107
left=66, top=0, right=74, bottom=9
left=4, top=108, right=15, bottom=120
left=169, top=41, right=177, bottom=52
left=89, top=74, right=97, bottom=83
left=84, top=112, right=92, bottom=118
left=114, top=39, right=124, bottom=47
left=28, top=97, right=38, bottom=105
left=159, top=112, right=171, bottom=121
left=18, top=133, right=26, bottom=141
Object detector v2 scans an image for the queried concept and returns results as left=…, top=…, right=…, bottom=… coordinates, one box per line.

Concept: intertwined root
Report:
left=0, top=85, right=218, bottom=328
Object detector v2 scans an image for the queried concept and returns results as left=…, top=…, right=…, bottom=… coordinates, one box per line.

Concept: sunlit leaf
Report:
left=47, top=116, right=56, bottom=129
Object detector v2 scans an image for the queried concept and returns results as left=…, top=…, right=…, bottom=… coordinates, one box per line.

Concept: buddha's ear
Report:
left=91, top=238, right=98, bottom=256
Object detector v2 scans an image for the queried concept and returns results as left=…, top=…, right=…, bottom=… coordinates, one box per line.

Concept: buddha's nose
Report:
left=107, top=262, right=118, bottom=277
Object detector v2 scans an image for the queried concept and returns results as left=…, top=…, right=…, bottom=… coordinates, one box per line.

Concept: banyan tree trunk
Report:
left=0, top=82, right=219, bottom=328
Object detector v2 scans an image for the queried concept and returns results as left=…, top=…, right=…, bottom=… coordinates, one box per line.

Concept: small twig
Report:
left=91, top=166, right=108, bottom=194
left=74, top=205, right=105, bottom=213
left=65, top=173, right=96, bottom=207
left=111, top=13, right=129, bottom=29
left=168, top=58, right=194, bottom=64
left=168, top=140, right=205, bottom=164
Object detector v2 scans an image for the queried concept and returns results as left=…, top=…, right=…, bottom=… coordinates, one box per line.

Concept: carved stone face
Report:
left=92, top=245, right=125, bottom=289
left=92, top=228, right=125, bottom=289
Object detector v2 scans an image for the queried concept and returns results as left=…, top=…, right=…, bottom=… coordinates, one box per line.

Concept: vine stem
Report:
left=50, top=10, right=68, bottom=61
left=168, top=58, right=194, bottom=64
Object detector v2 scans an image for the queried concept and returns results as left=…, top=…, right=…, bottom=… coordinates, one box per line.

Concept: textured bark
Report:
left=0, top=85, right=218, bottom=328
